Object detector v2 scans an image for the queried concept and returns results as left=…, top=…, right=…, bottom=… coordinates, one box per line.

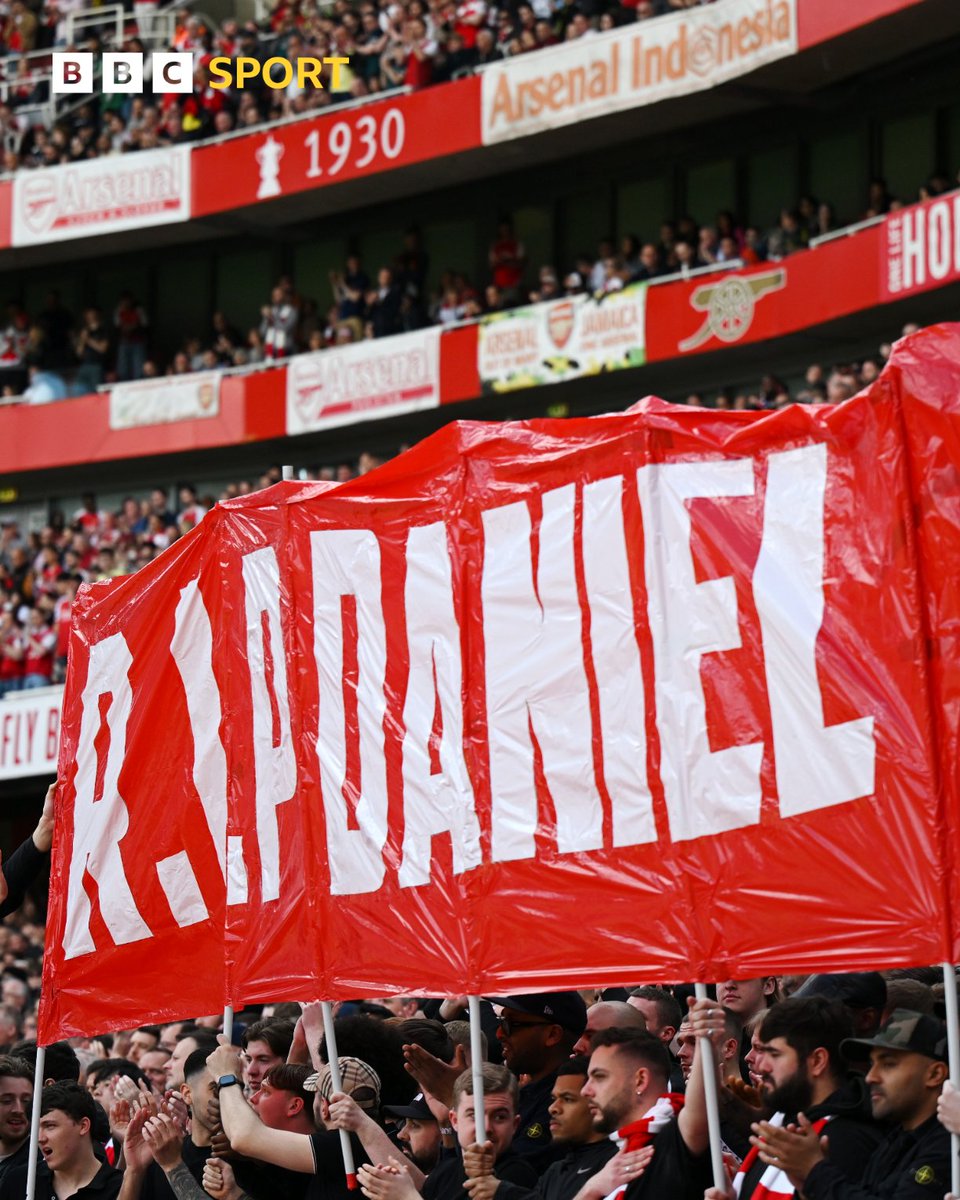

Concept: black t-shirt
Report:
left=233, top=1154, right=311, bottom=1200
left=80, top=324, right=109, bottom=367
left=422, top=1149, right=538, bottom=1200
left=805, top=1114, right=951, bottom=1200
left=622, top=1118, right=712, bottom=1200
left=538, top=1138, right=618, bottom=1200
left=739, top=1079, right=884, bottom=1200
left=0, top=1159, right=120, bottom=1200
left=513, top=1074, right=563, bottom=1171
left=0, top=1137, right=32, bottom=1188
left=306, top=1129, right=369, bottom=1200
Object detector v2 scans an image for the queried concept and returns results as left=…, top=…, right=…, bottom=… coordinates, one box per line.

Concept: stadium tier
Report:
left=2, top=0, right=960, bottom=803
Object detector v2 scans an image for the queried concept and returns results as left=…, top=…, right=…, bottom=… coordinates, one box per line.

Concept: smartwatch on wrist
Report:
left=217, top=1074, right=240, bottom=1089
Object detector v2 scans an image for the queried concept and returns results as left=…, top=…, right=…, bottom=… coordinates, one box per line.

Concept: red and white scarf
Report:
left=733, top=1112, right=831, bottom=1200
left=601, top=1094, right=685, bottom=1200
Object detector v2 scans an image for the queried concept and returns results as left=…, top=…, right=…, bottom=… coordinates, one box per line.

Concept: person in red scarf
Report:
left=574, top=1027, right=713, bottom=1200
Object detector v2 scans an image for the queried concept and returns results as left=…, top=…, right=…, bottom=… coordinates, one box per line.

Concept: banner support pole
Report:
left=222, top=1006, right=234, bottom=1043
left=321, top=1001, right=357, bottom=1190
left=942, top=962, right=959, bottom=1197
left=468, top=996, right=486, bottom=1141
left=694, top=984, right=726, bottom=1192
left=25, top=1044, right=45, bottom=1200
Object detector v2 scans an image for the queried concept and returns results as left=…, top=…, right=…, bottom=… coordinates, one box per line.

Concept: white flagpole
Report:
left=468, top=996, right=486, bottom=1140
left=321, top=1001, right=358, bottom=1190
left=25, top=1044, right=45, bottom=1200
left=942, top=963, right=960, bottom=1197
left=694, top=984, right=726, bottom=1192
left=222, top=1006, right=234, bottom=1043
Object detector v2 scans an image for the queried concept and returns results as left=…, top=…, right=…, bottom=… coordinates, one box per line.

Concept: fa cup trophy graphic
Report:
left=256, top=134, right=284, bottom=200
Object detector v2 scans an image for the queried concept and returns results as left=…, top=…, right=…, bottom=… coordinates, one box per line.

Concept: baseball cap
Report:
left=383, top=1092, right=434, bottom=1121
left=841, top=1008, right=948, bottom=1064
left=304, top=1056, right=382, bottom=1112
left=794, top=972, right=887, bottom=1010
left=488, top=991, right=588, bottom=1036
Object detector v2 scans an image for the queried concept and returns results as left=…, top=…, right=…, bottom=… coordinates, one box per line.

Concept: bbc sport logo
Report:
left=51, top=52, right=349, bottom=94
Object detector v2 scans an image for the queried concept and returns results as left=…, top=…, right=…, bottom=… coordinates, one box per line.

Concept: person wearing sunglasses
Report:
left=488, top=992, right=588, bottom=1173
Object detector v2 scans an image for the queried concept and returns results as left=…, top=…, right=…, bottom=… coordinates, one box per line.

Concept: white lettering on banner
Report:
left=242, top=548, right=297, bottom=903
left=59, top=447, right=883, bottom=949
left=902, top=208, right=926, bottom=290
left=636, top=461, right=763, bottom=842
left=482, top=486, right=604, bottom=863
left=885, top=194, right=960, bottom=296
left=399, top=522, right=482, bottom=887
left=481, top=0, right=796, bottom=145
left=312, top=529, right=389, bottom=894
left=155, top=851, right=209, bottom=928
left=754, top=445, right=875, bottom=814
left=582, top=476, right=655, bottom=846
left=170, top=579, right=228, bottom=879
left=64, top=634, right=152, bottom=960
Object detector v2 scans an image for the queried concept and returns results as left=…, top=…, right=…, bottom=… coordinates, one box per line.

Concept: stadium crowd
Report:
left=0, top=0, right=717, bottom=165
left=0, top=176, right=925, bottom=395
left=0, top=832, right=953, bottom=1200
left=0, top=315, right=923, bottom=696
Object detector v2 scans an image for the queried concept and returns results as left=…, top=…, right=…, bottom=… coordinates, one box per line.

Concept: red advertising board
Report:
left=191, top=77, right=482, bottom=218
left=645, top=230, right=883, bottom=363
left=0, top=371, right=286, bottom=475
left=797, top=0, right=923, bottom=49
left=880, top=192, right=960, bottom=301
left=39, top=329, right=960, bottom=1039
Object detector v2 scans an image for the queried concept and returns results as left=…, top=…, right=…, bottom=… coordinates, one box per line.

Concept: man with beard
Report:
left=689, top=995, right=882, bottom=1198
left=537, top=1056, right=616, bottom=1200
left=573, top=1028, right=712, bottom=1200
left=746, top=1008, right=951, bottom=1200
left=0, top=1056, right=33, bottom=1186
left=383, top=1094, right=441, bottom=1175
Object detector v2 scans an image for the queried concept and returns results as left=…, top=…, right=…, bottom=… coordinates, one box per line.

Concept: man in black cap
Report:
left=383, top=1093, right=442, bottom=1175
left=747, top=1008, right=950, bottom=1200
left=794, top=974, right=887, bottom=1038
left=490, top=993, right=587, bottom=1171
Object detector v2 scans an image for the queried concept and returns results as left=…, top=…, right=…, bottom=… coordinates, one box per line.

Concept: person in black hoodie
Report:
left=745, top=1008, right=951, bottom=1200
left=537, top=1056, right=616, bottom=1200
left=688, top=995, right=882, bottom=1199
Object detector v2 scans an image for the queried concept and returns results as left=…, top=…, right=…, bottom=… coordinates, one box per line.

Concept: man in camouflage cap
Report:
left=746, top=1008, right=951, bottom=1199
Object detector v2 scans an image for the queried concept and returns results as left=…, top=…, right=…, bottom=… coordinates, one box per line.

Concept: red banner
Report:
left=191, top=78, right=482, bottom=217
left=645, top=231, right=882, bottom=362
left=880, top=191, right=960, bottom=301
left=40, top=329, right=960, bottom=1041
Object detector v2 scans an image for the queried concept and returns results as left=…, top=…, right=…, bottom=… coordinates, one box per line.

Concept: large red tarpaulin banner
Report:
left=39, top=328, right=960, bottom=1042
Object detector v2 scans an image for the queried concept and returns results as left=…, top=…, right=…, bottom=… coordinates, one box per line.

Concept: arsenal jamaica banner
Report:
left=39, top=325, right=960, bottom=1041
